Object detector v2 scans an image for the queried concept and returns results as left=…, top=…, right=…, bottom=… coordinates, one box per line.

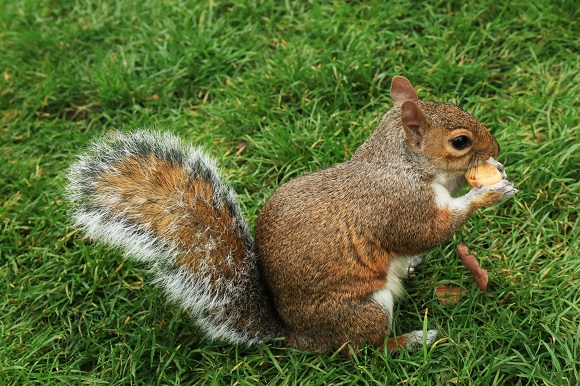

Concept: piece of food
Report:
left=457, top=244, right=488, bottom=293
left=436, top=285, right=466, bottom=305
left=465, top=161, right=502, bottom=187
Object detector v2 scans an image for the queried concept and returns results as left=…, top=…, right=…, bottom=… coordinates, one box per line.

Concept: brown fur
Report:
left=92, top=154, right=281, bottom=338
left=255, top=163, right=461, bottom=352
left=94, top=155, right=248, bottom=275
left=254, top=77, right=512, bottom=352
left=386, top=334, right=415, bottom=351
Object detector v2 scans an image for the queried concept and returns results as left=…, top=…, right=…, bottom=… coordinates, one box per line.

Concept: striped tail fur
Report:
left=66, top=130, right=281, bottom=345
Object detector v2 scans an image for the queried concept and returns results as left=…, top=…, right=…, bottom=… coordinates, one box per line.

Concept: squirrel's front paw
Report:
left=471, top=158, right=517, bottom=200
left=486, top=178, right=518, bottom=198
left=470, top=178, right=518, bottom=207
left=406, top=255, right=423, bottom=281
left=486, top=157, right=508, bottom=180
left=460, top=178, right=517, bottom=211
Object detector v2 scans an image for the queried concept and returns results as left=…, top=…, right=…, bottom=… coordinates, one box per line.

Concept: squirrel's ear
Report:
left=391, top=76, right=419, bottom=106
left=401, top=100, right=426, bottom=149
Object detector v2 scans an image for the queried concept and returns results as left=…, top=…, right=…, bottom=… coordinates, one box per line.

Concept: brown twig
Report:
left=457, top=243, right=488, bottom=293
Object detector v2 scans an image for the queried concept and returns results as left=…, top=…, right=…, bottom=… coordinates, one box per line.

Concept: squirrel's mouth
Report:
left=467, top=153, right=490, bottom=170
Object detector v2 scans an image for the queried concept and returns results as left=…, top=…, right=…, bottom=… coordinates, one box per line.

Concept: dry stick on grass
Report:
left=457, top=243, right=489, bottom=293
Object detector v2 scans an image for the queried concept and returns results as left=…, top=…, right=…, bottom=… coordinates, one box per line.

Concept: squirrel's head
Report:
left=391, top=76, right=500, bottom=175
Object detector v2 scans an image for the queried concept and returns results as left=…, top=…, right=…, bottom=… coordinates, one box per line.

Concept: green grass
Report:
left=1, top=0, right=578, bottom=384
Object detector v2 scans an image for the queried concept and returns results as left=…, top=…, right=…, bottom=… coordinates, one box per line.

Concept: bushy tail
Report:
left=66, top=130, right=281, bottom=345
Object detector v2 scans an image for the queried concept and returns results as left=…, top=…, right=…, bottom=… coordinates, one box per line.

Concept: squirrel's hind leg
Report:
left=283, top=298, right=437, bottom=355
left=374, top=256, right=438, bottom=353
left=283, top=297, right=392, bottom=354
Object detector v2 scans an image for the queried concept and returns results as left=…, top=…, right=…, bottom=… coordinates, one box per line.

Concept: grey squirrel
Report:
left=66, top=76, right=517, bottom=354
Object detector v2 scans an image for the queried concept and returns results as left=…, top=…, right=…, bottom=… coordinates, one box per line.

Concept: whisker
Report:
left=467, top=154, right=482, bottom=179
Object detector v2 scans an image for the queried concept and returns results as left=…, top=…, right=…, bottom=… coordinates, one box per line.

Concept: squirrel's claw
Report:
left=487, top=157, right=508, bottom=179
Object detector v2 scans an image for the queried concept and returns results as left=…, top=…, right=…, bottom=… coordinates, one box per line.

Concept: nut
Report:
left=465, top=161, right=502, bottom=187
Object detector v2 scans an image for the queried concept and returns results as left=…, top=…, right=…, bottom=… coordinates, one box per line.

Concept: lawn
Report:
left=1, top=0, right=578, bottom=384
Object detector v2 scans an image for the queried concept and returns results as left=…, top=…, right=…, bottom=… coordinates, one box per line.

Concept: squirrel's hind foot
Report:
left=386, top=329, right=439, bottom=352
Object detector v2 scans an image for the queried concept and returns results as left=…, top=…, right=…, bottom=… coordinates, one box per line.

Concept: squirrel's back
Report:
left=67, top=130, right=281, bottom=344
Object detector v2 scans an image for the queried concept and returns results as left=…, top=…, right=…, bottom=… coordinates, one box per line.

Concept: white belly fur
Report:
left=372, top=256, right=410, bottom=319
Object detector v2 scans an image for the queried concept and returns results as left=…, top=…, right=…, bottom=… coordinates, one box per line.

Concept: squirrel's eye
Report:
left=450, top=135, right=472, bottom=150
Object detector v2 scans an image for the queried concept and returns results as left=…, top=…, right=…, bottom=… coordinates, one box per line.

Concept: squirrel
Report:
left=66, top=76, right=517, bottom=354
